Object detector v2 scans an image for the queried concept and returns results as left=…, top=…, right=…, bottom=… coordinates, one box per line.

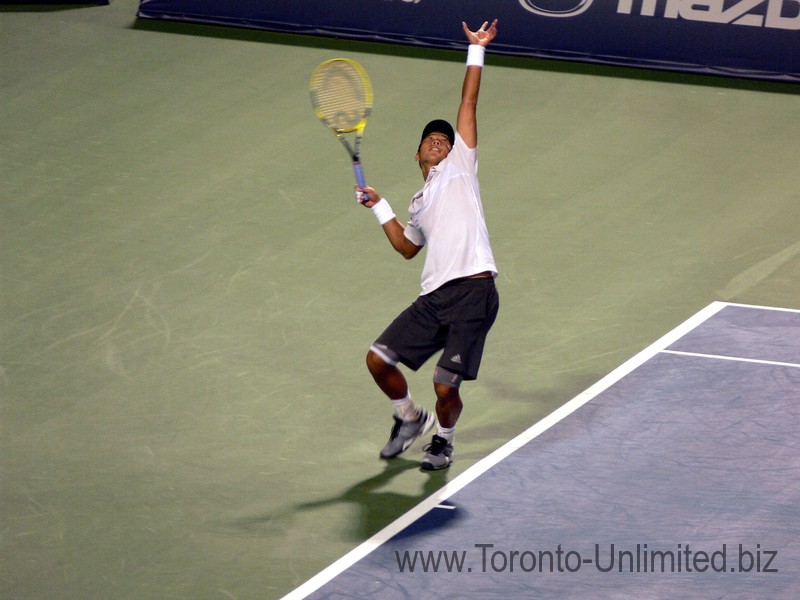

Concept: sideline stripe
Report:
left=662, top=349, right=800, bottom=370
left=280, top=301, right=731, bottom=600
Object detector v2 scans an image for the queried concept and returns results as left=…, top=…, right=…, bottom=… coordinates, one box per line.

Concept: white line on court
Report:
left=280, top=300, right=781, bottom=599
left=722, top=301, right=800, bottom=314
left=662, top=350, right=800, bottom=370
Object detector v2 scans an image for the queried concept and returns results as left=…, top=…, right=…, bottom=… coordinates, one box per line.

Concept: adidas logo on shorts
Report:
left=450, top=354, right=462, bottom=364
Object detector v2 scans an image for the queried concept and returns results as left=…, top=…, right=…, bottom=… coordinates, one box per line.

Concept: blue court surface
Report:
left=284, top=302, right=800, bottom=599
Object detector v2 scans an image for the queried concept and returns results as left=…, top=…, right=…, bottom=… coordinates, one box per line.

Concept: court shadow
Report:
left=293, top=459, right=452, bottom=541
left=221, top=459, right=452, bottom=542
left=0, top=2, right=108, bottom=11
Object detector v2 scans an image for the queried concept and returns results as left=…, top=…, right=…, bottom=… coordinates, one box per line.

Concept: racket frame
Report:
left=309, top=58, right=374, bottom=201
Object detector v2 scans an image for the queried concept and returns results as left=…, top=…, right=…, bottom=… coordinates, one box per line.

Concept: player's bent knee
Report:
left=433, top=366, right=463, bottom=389
left=368, top=344, right=399, bottom=368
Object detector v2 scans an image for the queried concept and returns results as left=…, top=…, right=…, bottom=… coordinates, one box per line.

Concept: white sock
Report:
left=437, top=425, right=455, bottom=443
left=392, top=394, right=416, bottom=421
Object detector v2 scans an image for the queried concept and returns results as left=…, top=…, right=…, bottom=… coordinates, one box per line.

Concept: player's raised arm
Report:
left=457, top=19, right=498, bottom=149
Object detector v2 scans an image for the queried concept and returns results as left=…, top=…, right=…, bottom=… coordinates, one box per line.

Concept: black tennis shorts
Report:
left=374, top=276, right=499, bottom=380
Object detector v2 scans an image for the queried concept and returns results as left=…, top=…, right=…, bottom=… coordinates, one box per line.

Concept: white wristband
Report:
left=466, top=44, right=485, bottom=68
left=371, top=198, right=396, bottom=225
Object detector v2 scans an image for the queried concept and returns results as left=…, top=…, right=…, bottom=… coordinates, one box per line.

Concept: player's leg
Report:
left=367, top=301, right=441, bottom=459
left=420, top=370, right=461, bottom=471
left=366, top=347, right=409, bottom=400
left=421, top=278, right=499, bottom=470
left=367, top=348, right=434, bottom=459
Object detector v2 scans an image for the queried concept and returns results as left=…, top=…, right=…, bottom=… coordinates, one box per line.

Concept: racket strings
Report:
left=311, top=63, right=370, bottom=132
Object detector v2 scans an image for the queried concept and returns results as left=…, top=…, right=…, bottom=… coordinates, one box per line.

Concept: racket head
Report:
left=309, top=58, right=373, bottom=134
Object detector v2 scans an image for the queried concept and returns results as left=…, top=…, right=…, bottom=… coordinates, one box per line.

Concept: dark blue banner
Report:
left=137, top=0, right=800, bottom=82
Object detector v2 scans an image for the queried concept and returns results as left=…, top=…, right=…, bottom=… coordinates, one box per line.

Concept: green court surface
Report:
left=2, top=2, right=799, bottom=598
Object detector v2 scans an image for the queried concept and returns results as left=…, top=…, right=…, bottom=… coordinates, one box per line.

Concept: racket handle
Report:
left=353, top=160, right=368, bottom=203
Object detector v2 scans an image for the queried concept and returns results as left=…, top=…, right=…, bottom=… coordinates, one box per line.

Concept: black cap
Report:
left=420, top=119, right=454, bottom=147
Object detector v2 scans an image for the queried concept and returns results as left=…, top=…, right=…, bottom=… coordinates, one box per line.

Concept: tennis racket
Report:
left=309, top=58, right=373, bottom=203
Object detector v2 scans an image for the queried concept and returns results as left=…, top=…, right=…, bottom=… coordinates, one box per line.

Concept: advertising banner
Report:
left=137, top=0, right=800, bottom=82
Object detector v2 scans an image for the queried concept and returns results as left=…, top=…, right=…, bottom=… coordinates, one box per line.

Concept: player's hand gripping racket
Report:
left=309, top=58, right=373, bottom=203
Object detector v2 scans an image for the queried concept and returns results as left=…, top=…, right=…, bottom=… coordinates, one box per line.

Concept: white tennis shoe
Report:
left=380, top=408, right=435, bottom=459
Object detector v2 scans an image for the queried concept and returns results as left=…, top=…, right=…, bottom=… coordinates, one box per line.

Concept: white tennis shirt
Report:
left=403, top=133, right=497, bottom=295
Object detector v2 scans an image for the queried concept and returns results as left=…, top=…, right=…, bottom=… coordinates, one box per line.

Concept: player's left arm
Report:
left=357, top=184, right=422, bottom=259
left=457, top=19, right=498, bottom=150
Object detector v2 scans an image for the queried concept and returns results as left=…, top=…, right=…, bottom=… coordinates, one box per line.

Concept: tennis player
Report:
left=356, top=19, right=500, bottom=470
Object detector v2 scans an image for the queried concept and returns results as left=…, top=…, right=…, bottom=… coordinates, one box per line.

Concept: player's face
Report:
left=416, top=133, right=452, bottom=165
